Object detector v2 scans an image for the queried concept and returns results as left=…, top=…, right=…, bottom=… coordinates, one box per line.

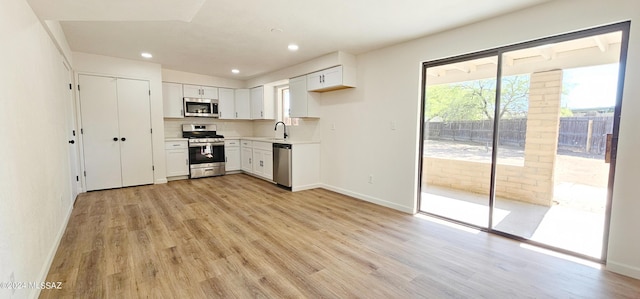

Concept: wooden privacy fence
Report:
left=426, top=116, right=613, bottom=155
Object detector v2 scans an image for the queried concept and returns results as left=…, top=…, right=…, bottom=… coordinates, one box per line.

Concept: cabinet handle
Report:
left=236, top=112, right=238, bottom=118
left=121, top=137, right=126, bottom=142
left=261, top=111, right=263, bottom=117
left=186, top=159, right=188, bottom=165
left=113, top=137, right=118, bottom=141
left=249, top=158, right=252, bottom=164
left=225, top=156, right=228, bottom=162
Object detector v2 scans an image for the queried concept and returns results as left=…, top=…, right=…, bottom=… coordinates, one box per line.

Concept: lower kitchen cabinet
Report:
left=240, top=140, right=273, bottom=180
left=225, top=139, right=241, bottom=171
left=252, top=148, right=273, bottom=180
left=165, top=140, right=189, bottom=177
left=241, top=140, right=253, bottom=172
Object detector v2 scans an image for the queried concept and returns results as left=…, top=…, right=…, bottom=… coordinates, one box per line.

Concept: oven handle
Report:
left=189, top=142, right=225, bottom=147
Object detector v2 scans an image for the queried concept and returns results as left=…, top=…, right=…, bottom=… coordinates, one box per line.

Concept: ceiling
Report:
left=27, top=0, right=552, bottom=80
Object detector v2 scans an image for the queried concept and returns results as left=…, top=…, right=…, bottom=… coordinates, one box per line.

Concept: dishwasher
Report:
left=273, top=143, right=292, bottom=188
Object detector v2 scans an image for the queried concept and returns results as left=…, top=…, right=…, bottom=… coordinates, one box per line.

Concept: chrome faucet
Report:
left=274, top=121, right=288, bottom=139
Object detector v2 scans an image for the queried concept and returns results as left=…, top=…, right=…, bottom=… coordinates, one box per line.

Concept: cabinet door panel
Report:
left=322, top=66, right=343, bottom=88
left=202, top=86, right=219, bottom=99
left=235, top=89, right=251, bottom=119
left=162, top=82, right=183, bottom=118
left=250, top=86, right=264, bottom=119
left=307, top=71, right=323, bottom=91
left=166, top=149, right=189, bottom=176
left=183, top=84, right=201, bottom=98
left=218, top=88, right=235, bottom=119
left=263, top=150, right=273, bottom=180
left=241, top=147, right=253, bottom=172
left=289, top=76, right=307, bottom=118
left=79, top=75, right=122, bottom=191
left=225, top=147, right=241, bottom=171
left=117, top=78, right=154, bottom=187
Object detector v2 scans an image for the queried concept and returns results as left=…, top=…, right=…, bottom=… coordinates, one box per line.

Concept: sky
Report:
left=562, top=63, right=619, bottom=109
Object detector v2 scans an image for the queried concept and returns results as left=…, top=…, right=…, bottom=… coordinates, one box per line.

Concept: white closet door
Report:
left=79, top=75, right=122, bottom=191
left=116, top=78, right=154, bottom=187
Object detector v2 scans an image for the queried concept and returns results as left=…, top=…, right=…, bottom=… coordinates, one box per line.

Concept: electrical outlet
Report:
left=368, top=175, right=374, bottom=184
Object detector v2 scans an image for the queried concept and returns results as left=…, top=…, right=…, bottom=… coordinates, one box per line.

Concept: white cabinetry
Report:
left=240, top=140, right=273, bottom=180
left=289, top=75, right=320, bottom=118
left=241, top=140, right=253, bottom=172
left=218, top=88, right=235, bottom=120
left=162, top=82, right=184, bottom=118
left=184, top=84, right=218, bottom=99
left=225, top=139, right=241, bottom=172
left=79, top=75, right=154, bottom=191
left=291, top=143, right=320, bottom=191
left=307, top=65, right=355, bottom=92
left=165, top=140, right=189, bottom=177
left=250, top=86, right=274, bottom=120
left=234, top=89, right=251, bottom=119
left=251, top=141, right=273, bottom=180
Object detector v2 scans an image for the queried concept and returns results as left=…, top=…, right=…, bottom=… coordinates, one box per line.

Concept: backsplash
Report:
left=253, top=118, right=320, bottom=141
left=164, top=118, right=254, bottom=138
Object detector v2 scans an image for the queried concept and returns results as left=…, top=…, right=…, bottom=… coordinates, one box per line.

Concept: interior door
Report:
left=62, top=61, right=80, bottom=200
left=116, top=78, right=154, bottom=187
left=79, top=75, right=122, bottom=191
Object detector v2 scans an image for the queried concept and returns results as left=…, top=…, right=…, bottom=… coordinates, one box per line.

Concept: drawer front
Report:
left=252, top=141, right=272, bottom=151
left=165, top=140, right=188, bottom=149
left=225, top=139, right=240, bottom=147
left=241, top=140, right=253, bottom=148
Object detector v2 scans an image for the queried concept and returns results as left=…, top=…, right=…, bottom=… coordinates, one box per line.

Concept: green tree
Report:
left=425, top=75, right=530, bottom=122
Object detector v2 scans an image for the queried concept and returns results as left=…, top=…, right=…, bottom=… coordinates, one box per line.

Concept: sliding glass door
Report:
left=419, top=23, right=629, bottom=261
left=421, top=55, right=498, bottom=228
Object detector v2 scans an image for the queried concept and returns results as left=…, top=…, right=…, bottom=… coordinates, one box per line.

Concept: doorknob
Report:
left=113, top=137, right=118, bottom=141
left=68, top=140, right=75, bottom=144
left=121, top=137, right=126, bottom=142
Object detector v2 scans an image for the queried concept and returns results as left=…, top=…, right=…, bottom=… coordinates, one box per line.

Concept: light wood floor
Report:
left=41, top=174, right=640, bottom=298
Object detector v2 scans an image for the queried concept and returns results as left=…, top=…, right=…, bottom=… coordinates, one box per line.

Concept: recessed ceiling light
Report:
left=288, top=44, right=299, bottom=51
left=231, top=69, right=240, bottom=74
left=141, top=52, right=153, bottom=58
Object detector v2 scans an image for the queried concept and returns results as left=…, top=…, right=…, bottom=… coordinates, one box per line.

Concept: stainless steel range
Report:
left=182, top=124, right=225, bottom=178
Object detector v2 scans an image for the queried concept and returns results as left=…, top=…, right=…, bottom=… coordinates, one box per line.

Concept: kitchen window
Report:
left=279, top=87, right=299, bottom=126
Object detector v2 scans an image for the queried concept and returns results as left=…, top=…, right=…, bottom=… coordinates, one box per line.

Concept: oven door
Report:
left=184, top=98, right=219, bottom=117
left=188, top=142, right=225, bottom=165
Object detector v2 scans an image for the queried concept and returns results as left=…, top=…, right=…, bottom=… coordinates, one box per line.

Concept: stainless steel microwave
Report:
left=183, top=97, right=219, bottom=118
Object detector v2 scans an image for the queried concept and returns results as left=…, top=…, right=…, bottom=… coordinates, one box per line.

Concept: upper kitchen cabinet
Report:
left=183, top=84, right=219, bottom=99
left=250, top=86, right=274, bottom=120
left=235, top=89, right=251, bottom=119
left=162, top=82, right=184, bottom=118
left=289, top=75, right=320, bottom=118
left=218, top=88, right=235, bottom=120
left=306, top=65, right=356, bottom=92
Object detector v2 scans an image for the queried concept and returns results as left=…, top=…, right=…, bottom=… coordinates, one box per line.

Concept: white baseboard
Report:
left=606, top=261, right=640, bottom=280
left=292, top=183, right=321, bottom=192
left=320, top=184, right=414, bottom=214
left=155, top=178, right=168, bottom=184
left=30, top=203, right=74, bottom=299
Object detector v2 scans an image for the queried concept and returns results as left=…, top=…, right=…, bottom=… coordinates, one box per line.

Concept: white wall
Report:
left=162, top=68, right=245, bottom=89
left=0, top=0, right=76, bottom=298
left=317, top=0, right=640, bottom=279
left=73, top=52, right=169, bottom=184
